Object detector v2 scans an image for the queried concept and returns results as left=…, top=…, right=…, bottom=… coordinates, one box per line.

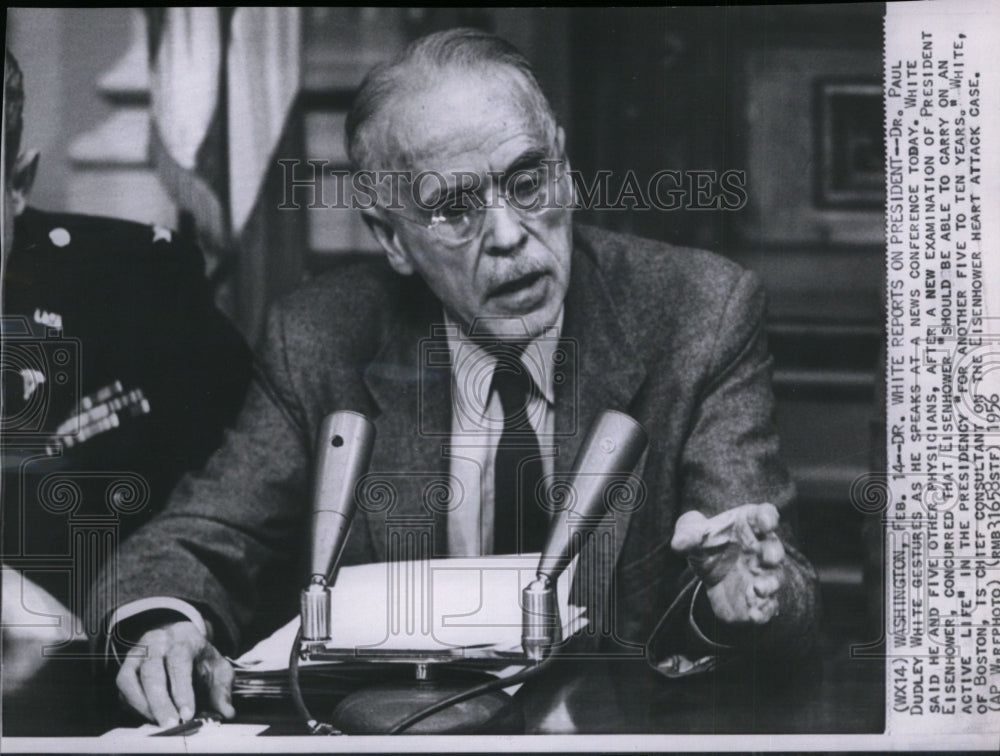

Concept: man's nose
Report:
left=483, top=197, right=528, bottom=256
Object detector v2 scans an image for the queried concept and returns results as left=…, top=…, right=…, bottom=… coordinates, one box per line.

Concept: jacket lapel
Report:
left=556, top=232, right=647, bottom=475
left=557, top=232, right=648, bottom=624
left=360, top=284, right=452, bottom=561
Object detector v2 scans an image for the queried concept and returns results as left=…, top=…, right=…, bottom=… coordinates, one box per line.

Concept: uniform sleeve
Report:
left=652, top=270, right=821, bottom=667
left=88, top=305, right=310, bottom=656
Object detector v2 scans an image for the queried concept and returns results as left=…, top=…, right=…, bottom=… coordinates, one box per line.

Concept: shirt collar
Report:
left=445, top=309, right=563, bottom=420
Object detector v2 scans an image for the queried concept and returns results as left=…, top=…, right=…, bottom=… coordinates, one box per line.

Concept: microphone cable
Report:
left=288, top=626, right=342, bottom=735
left=386, top=652, right=557, bottom=734
left=289, top=625, right=559, bottom=735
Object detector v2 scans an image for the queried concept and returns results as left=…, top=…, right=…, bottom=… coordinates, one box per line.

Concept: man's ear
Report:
left=553, top=127, right=576, bottom=208
left=361, top=208, right=414, bottom=276
left=9, top=150, right=39, bottom=215
left=555, top=125, right=566, bottom=157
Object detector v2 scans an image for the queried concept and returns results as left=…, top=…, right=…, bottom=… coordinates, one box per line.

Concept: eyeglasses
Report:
left=384, top=160, right=571, bottom=247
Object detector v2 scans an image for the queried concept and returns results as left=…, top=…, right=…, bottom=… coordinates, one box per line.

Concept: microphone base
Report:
left=331, top=677, right=522, bottom=734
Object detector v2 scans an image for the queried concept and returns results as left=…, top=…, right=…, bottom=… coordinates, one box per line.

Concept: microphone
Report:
left=289, top=410, right=645, bottom=735
left=522, top=410, right=647, bottom=660
left=300, top=411, right=376, bottom=642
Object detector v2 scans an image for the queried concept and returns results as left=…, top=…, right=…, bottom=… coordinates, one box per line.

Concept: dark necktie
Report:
left=491, top=350, right=548, bottom=554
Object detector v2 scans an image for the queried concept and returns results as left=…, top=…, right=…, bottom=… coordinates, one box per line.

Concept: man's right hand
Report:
left=116, top=620, right=235, bottom=727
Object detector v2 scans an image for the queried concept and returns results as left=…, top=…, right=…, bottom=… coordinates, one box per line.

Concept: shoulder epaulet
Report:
left=16, top=208, right=187, bottom=257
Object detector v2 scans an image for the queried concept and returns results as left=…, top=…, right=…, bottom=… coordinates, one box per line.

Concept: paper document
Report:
left=234, top=554, right=586, bottom=671
left=98, top=723, right=269, bottom=740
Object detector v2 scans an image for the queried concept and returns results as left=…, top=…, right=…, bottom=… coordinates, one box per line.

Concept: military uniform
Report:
left=2, top=207, right=253, bottom=614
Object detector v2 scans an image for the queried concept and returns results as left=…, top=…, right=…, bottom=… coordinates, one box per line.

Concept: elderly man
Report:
left=100, top=28, right=819, bottom=727
left=1, top=49, right=252, bottom=725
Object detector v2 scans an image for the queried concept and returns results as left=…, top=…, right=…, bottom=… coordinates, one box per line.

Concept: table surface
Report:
left=2, top=633, right=884, bottom=738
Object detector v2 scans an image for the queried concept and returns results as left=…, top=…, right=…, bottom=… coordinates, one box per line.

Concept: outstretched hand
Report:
left=671, top=502, right=785, bottom=625
left=116, top=620, right=235, bottom=727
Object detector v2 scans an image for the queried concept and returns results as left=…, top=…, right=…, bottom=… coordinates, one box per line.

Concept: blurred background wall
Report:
left=7, top=8, right=175, bottom=226
left=5, top=5, right=886, bottom=643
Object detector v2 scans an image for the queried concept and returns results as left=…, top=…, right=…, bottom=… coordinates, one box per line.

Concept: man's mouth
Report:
left=489, top=271, right=546, bottom=298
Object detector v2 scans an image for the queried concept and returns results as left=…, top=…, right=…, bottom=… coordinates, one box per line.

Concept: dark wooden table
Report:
left=517, top=647, right=884, bottom=734
left=2, top=632, right=883, bottom=738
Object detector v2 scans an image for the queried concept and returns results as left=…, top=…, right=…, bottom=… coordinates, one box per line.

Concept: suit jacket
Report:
left=2, top=208, right=253, bottom=609
left=95, top=224, right=819, bottom=663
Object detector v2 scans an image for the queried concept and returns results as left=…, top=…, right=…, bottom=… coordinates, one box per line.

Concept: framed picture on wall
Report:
left=737, top=43, right=883, bottom=246
left=815, top=79, right=884, bottom=209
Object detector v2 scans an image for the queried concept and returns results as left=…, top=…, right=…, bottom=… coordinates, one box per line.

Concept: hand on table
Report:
left=670, top=502, right=785, bottom=625
left=116, top=620, right=235, bottom=727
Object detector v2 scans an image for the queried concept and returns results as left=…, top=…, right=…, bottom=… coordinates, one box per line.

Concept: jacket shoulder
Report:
left=575, top=223, right=752, bottom=303
left=265, top=256, right=425, bottom=352
left=271, top=256, right=405, bottom=320
left=14, top=207, right=202, bottom=268
left=573, top=224, right=765, bottom=366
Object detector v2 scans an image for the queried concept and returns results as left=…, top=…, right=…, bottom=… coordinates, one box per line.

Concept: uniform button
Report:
left=49, top=228, right=71, bottom=247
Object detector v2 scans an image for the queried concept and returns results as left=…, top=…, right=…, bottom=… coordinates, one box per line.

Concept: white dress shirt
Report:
left=443, top=310, right=563, bottom=555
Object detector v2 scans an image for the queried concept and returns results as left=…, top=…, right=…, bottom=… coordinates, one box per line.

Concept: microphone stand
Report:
left=286, top=411, right=375, bottom=734
left=288, top=410, right=647, bottom=735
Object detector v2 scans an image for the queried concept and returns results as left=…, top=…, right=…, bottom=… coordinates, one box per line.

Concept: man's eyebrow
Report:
left=501, top=148, right=550, bottom=176
left=422, top=148, right=553, bottom=206
left=428, top=175, right=480, bottom=205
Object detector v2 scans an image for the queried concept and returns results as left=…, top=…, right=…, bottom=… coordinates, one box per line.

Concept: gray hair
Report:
left=345, top=28, right=557, bottom=171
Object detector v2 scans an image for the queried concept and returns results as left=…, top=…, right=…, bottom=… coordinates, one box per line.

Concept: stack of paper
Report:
left=233, top=554, right=586, bottom=673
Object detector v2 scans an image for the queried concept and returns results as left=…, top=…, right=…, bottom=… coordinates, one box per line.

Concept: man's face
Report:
left=2, top=152, right=38, bottom=269
left=370, top=69, right=573, bottom=340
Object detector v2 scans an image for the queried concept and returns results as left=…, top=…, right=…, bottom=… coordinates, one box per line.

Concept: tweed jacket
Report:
left=95, top=224, right=819, bottom=663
